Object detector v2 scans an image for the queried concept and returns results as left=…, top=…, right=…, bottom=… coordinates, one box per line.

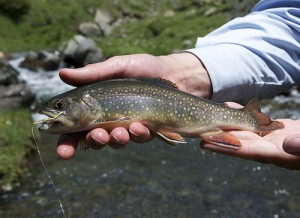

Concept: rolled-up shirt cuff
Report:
left=186, top=43, right=291, bottom=104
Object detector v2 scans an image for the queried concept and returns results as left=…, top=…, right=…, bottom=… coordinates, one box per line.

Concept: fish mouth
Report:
left=37, top=109, right=74, bottom=133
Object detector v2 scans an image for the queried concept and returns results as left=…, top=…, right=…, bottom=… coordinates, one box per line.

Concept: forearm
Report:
left=187, top=1, right=300, bottom=104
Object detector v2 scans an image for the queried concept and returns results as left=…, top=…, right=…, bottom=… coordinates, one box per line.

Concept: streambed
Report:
left=1, top=120, right=300, bottom=217
left=1, top=57, right=300, bottom=217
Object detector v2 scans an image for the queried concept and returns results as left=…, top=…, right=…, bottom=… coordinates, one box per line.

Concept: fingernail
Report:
left=88, top=136, right=106, bottom=150
left=283, top=136, right=300, bottom=154
left=92, top=135, right=106, bottom=144
left=112, top=135, right=126, bottom=145
left=129, top=129, right=139, bottom=137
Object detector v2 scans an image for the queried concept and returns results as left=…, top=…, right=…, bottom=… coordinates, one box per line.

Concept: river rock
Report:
left=0, top=51, right=5, bottom=60
left=0, top=60, right=18, bottom=85
left=62, top=35, right=104, bottom=67
left=94, top=9, right=113, bottom=36
left=0, top=54, right=34, bottom=109
left=0, top=83, right=34, bottom=109
left=19, top=50, right=60, bottom=71
left=78, top=22, right=102, bottom=37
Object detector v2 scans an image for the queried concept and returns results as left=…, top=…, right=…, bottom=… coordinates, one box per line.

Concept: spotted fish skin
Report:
left=37, top=78, right=284, bottom=148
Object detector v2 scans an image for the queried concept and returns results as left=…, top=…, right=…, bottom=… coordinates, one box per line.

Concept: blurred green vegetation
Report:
left=0, top=0, right=30, bottom=20
left=0, top=0, right=98, bottom=51
left=227, top=0, right=258, bottom=18
left=99, top=11, right=227, bottom=56
left=0, top=109, right=35, bottom=191
left=0, top=0, right=230, bottom=54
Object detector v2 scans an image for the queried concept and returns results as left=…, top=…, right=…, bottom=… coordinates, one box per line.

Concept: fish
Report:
left=36, top=78, right=284, bottom=149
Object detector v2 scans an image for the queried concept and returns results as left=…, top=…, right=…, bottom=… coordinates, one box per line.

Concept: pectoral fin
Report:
left=200, top=130, right=241, bottom=149
left=156, top=129, right=187, bottom=146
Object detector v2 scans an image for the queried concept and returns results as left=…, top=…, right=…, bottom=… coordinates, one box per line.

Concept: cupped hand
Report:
left=56, top=53, right=211, bottom=159
left=202, top=102, right=300, bottom=170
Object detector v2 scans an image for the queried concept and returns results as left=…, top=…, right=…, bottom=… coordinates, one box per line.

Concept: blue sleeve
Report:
left=186, top=0, right=300, bottom=104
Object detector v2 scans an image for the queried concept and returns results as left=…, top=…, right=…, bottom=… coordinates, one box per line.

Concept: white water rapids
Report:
left=9, top=56, right=73, bottom=101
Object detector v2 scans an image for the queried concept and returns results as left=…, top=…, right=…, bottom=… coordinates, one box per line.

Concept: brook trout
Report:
left=37, top=78, right=284, bottom=149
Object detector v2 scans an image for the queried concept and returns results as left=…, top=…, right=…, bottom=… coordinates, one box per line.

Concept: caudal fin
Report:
left=245, top=99, right=284, bottom=135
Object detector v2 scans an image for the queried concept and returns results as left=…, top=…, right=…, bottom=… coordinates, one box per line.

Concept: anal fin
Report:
left=200, top=130, right=241, bottom=149
left=156, top=129, right=187, bottom=146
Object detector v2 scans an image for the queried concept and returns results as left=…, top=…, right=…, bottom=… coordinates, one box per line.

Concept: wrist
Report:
left=158, top=52, right=212, bottom=99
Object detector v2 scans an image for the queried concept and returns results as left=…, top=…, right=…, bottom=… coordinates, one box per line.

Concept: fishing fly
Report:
left=32, top=112, right=67, bottom=218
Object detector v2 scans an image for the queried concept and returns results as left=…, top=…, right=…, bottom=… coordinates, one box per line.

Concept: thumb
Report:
left=283, top=134, right=300, bottom=156
left=59, top=54, right=160, bottom=86
left=59, top=56, right=128, bottom=86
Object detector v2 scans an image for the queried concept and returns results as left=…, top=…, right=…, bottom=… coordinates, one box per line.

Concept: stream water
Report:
left=1, top=57, right=300, bottom=217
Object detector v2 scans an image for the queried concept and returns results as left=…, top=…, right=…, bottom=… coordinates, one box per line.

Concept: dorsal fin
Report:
left=245, top=99, right=261, bottom=113
left=245, top=99, right=272, bottom=125
left=158, top=79, right=179, bottom=89
left=134, top=78, right=179, bottom=90
left=245, top=99, right=271, bottom=125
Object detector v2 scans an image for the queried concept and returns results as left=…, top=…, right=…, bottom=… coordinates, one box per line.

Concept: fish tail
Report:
left=245, top=99, right=284, bottom=134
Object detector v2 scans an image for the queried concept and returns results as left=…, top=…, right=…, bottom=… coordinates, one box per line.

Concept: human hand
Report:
left=56, top=53, right=211, bottom=159
left=201, top=103, right=300, bottom=170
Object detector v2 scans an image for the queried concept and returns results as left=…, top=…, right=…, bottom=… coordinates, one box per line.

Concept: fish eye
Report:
left=53, top=99, right=65, bottom=110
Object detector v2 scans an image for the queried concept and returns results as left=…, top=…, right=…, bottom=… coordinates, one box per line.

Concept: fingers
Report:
left=86, top=123, right=153, bottom=149
left=108, top=127, right=130, bottom=149
left=56, top=123, right=153, bottom=159
left=283, top=135, right=300, bottom=156
left=129, top=122, right=154, bottom=143
left=200, top=130, right=300, bottom=170
left=56, top=134, right=79, bottom=160
left=86, top=128, right=110, bottom=150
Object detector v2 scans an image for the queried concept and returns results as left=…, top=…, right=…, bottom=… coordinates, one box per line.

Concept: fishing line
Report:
left=33, top=112, right=64, bottom=125
left=31, top=125, right=67, bottom=218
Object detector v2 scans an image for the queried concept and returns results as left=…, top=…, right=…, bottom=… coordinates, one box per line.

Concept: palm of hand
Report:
left=202, top=119, right=300, bottom=170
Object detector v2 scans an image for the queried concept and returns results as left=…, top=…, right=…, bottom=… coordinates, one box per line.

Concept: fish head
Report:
left=37, top=93, right=95, bottom=134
